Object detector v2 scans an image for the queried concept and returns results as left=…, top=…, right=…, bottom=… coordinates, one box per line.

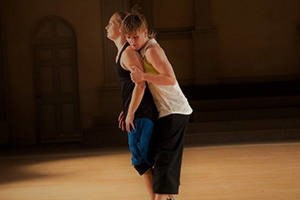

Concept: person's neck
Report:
left=138, top=38, right=150, bottom=51
left=114, top=37, right=127, bottom=51
left=114, top=37, right=127, bottom=63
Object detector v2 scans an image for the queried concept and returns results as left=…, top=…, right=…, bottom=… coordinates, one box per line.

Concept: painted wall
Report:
left=151, top=0, right=300, bottom=84
left=0, top=0, right=299, bottom=146
left=211, top=0, right=300, bottom=82
left=1, top=0, right=104, bottom=144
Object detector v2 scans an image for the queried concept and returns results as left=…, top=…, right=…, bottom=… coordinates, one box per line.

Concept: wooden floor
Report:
left=0, top=142, right=300, bottom=200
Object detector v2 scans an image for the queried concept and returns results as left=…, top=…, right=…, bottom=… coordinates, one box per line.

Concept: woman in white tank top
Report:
left=122, top=11, right=193, bottom=200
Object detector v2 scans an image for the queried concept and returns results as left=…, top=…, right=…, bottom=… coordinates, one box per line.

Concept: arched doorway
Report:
left=33, top=16, right=81, bottom=143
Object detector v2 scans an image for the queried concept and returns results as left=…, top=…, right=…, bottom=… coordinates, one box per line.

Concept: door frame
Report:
left=32, top=15, right=81, bottom=144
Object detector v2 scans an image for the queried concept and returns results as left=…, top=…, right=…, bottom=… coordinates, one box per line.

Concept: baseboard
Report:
left=185, top=128, right=300, bottom=145
left=83, top=125, right=128, bottom=148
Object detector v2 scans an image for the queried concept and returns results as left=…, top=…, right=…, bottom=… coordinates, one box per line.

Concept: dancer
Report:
left=122, top=12, right=193, bottom=200
left=105, top=12, right=158, bottom=200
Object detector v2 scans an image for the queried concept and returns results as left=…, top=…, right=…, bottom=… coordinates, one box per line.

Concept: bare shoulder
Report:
left=145, top=43, right=166, bottom=60
left=121, top=46, right=143, bottom=71
left=122, top=46, right=142, bottom=63
left=123, top=46, right=138, bottom=57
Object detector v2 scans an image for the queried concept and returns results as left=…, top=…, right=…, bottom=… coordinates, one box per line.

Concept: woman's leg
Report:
left=153, top=114, right=190, bottom=195
left=154, top=194, right=168, bottom=200
left=143, top=168, right=155, bottom=200
left=130, top=118, right=156, bottom=200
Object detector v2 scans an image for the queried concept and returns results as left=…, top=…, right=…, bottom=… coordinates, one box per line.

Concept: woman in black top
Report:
left=105, top=11, right=158, bottom=200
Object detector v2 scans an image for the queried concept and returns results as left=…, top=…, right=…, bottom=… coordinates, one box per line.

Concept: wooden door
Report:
left=33, top=16, right=81, bottom=143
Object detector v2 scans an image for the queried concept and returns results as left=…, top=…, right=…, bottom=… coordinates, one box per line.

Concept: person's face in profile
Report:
left=105, top=14, right=121, bottom=40
left=125, top=29, right=148, bottom=50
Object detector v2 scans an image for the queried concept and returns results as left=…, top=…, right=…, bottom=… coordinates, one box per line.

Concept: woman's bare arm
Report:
left=131, top=45, right=176, bottom=85
left=121, top=47, right=146, bottom=132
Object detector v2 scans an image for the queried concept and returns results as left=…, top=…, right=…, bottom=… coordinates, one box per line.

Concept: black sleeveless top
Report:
left=115, top=42, right=158, bottom=121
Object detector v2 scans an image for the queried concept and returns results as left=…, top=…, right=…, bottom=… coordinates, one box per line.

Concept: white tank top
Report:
left=140, top=39, right=193, bottom=118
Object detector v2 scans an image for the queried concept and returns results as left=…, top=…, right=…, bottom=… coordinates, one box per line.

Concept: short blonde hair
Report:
left=113, top=11, right=128, bottom=24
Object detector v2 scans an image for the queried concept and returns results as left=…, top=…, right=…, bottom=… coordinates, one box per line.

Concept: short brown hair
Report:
left=121, top=12, right=155, bottom=38
left=121, top=13, right=148, bottom=34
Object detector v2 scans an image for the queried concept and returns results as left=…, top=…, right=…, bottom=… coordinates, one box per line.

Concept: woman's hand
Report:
left=118, top=111, right=125, bottom=131
left=125, top=112, right=136, bottom=133
left=130, top=67, right=144, bottom=83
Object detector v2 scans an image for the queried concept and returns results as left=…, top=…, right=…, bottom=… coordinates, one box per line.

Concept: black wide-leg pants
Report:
left=151, top=114, right=190, bottom=194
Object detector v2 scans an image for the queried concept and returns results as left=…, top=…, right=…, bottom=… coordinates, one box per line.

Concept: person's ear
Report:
left=118, top=27, right=123, bottom=34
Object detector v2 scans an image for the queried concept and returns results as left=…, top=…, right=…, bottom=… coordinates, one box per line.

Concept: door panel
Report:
left=59, top=65, right=74, bottom=93
left=61, top=104, right=77, bottom=134
left=39, top=64, right=55, bottom=96
left=39, top=104, right=57, bottom=140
